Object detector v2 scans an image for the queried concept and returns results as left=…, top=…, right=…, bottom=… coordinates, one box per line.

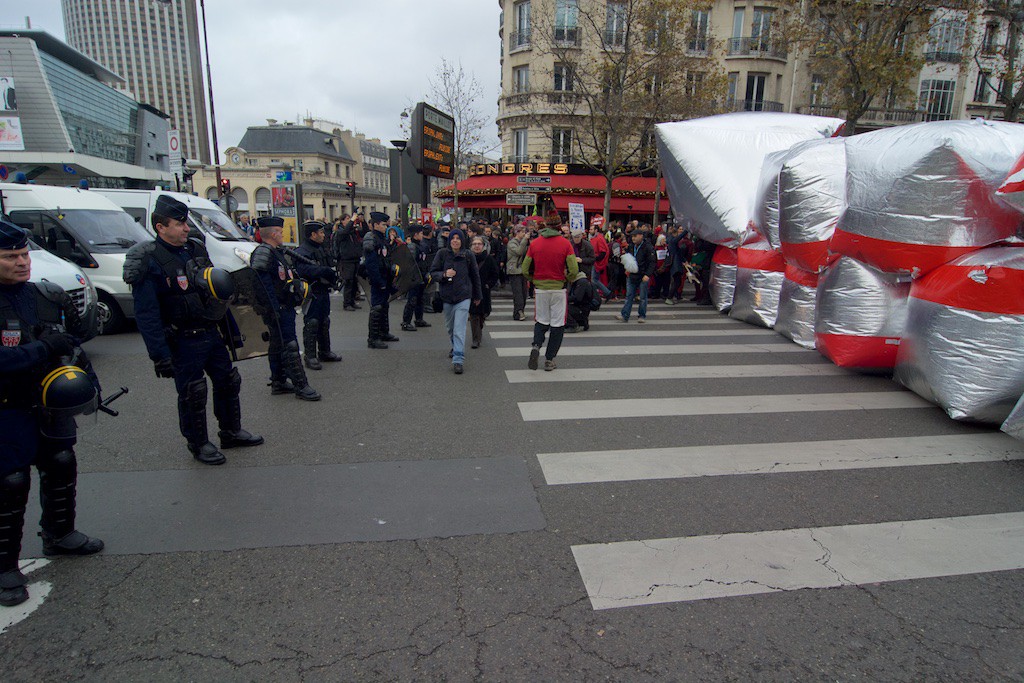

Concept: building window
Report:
left=727, top=72, right=739, bottom=103
left=554, top=0, right=578, bottom=43
left=512, top=0, right=531, bottom=49
left=732, top=8, right=745, bottom=38
left=810, top=74, right=826, bottom=105
left=513, top=65, right=530, bottom=93
left=982, top=22, right=999, bottom=55
left=751, top=8, right=773, bottom=50
left=919, top=79, right=955, bottom=121
left=553, top=63, right=573, bottom=91
left=551, top=128, right=572, bottom=163
left=346, top=165, right=351, bottom=179
left=685, top=71, right=704, bottom=96
left=745, top=73, right=767, bottom=110
left=926, top=19, right=965, bottom=62
left=292, top=158, right=303, bottom=171
left=513, top=128, right=529, bottom=163
left=605, top=2, right=626, bottom=46
left=974, top=71, right=992, bottom=104
left=689, top=9, right=709, bottom=53
left=335, top=163, right=340, bottom=176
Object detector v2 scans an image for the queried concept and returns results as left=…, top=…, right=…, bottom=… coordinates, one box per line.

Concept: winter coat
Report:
left=505, top=236, right=528, bottom=275
left=429, top=246, right=482, bottom=305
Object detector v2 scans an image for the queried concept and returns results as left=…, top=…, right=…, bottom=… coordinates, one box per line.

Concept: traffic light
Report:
left=220, top=178, right=231, bottom=195
left=345, top=181, right=357, bottom=212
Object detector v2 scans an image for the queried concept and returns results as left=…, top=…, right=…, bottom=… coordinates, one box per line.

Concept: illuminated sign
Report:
left=469, top=162, right=571, bottom=177
left=409, top=102, right=455, bottom=180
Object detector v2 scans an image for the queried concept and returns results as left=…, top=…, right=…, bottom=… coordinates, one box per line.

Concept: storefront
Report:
left=436, top=161, right=671, bottom=224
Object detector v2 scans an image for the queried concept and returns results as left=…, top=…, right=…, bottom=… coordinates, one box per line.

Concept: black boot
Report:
left=318, top=318, right=342, bottom=362
left=401, top=322, right=417, bottom=332
left=470, top=315, right=482, bottom=349
left=303, top=319, right=322, bottom=370
left=214, top=368, right=264, bottom=450
left=178, top=379, right=225, bottom=464
left=380, top=311, right=399, bottom=343
left=367, top=306, right=388, bottom=349
left=37, top=449, right=106, bottom=553
left=0, top=469, right=30, bottom=607
left=414, top=319, right=431, bottom=327
left=187, top=441, right=227, bottom=465
left=282, top=341, right=322, bottom=401
left=270, top=375, right=295, bottom=395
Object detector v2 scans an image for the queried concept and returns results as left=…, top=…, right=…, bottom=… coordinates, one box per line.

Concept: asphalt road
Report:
left=2, top=290, right=1023, bottom=682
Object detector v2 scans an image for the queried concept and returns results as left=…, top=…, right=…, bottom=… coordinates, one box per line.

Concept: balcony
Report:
left=510, top=29, right=531, bottom=52
left=500, top=90, right=584, bottom=113
left=799, top=104, right=924, bottom=126
left=924, top=50, right=962, bottom=63
left=727, top=99, right=784, bottom=112
left=726, top=36, right=787, bottom=60
left=553, top=26, right=581, bottom=47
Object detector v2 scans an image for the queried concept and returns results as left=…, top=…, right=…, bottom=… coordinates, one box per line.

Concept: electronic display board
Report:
left=409, top=102, right=455, bottom=180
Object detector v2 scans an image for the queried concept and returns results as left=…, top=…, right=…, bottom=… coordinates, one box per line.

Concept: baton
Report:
left=97, top=386, right=129, bottom=417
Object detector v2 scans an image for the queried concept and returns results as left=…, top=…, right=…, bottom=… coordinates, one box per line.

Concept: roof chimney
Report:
left=266, top=118, right=278, bottom=126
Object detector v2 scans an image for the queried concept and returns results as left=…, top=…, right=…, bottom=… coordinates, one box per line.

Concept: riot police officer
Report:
left=123, top=195, right=264, bottom=465
left=400, top=224, right=432, bottom=332
left=0, top=219, right=104, bottom=607
left=293, top=220, right=341, bottom=371
left=250, top=216, right=321, bottom=400
left=364, top=211, right=399, bottom=349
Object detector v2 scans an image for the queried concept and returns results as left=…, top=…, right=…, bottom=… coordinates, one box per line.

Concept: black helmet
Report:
left=200, top=266, right=235, bottom=301
left=286, top=278, right=309, bottom=303
left=39, top=365, right=98, bottom=439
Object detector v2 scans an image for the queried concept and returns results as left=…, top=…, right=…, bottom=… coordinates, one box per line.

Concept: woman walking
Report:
left=469, top=236, right=499, bottom=349
left=429, top=228, right=481, bottom=375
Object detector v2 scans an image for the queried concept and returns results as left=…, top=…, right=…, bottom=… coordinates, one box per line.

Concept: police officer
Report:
left=0, top=220, right=104, bottom=607
left=123, top=196, right=264, bottom=466
left=364, top=211, right=399, bottom=349
left=293, top=220, right=341, bottom=371
left=400, top=224, right=432, bottom=332
left=250, top=216, right=321, bottom=401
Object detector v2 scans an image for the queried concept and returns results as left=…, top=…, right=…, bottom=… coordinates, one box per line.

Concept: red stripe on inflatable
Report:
left=911, top=264, right=1024, bottom=315
left=816, top=333, right=901, bottom=369
left=712, top=245, right=738, bottom=266
left=781, top=240, right=832, bottom=273
left=830, top=230, right=986, bottom=275
left=784, top=264, right=818, bottom=287
left=1000, top=152, right=1024, bottom=194
left=737, top=246, right=786, bottom=272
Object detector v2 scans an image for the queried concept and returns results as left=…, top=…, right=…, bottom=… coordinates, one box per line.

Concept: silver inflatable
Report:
left=1001, top=393, right=1024, bottom=440
left=754, top=149, right=787, bottom=248
left=815, top=257, right=911, bottom=371
left=709, top=246, right=737, bottom=312
left=656, top=112, right=845, bottom=247
left=895, top=246, right=1024, bottom=423
left=835, top=119, right=1024, bottom=276
left=775, top=267, right=818, bottom=349
left=997, top=153, right=1024, bottom=215
left=730, top=239, right=785, bottom=328
left=777, top=138, right=847, bottom=273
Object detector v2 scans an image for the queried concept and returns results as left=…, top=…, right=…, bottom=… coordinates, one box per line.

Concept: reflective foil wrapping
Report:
left=815, top=256, right=911, bottom=371
left=835, top=120, right=1024, bottom=276
left=655, top=112, right=845, bottom=247
left=996, top=152, right=1024, bottom=215
left=1001, top=394, right=1024, bottom=440
left=710, top=246, right=737, bottom=312
left=730, top=239, right=785, bottom=328
left=778, top=138, right=847, bottom=272
left=754, top=149, right=787, bottom=248
left=895, top=246, right=1024, bottom=423
left=776, top=266, right=819, bottom=349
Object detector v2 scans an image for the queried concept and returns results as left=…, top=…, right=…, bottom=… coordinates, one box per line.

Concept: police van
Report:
left=0, top=183, right=150, bottom=334
left=92, top=189, right=256, bottom=273
left=28, top=239, right=100, bottom=341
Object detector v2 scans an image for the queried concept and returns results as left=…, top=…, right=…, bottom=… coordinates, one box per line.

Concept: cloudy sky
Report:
left=1, top=1, right=502, bottom=160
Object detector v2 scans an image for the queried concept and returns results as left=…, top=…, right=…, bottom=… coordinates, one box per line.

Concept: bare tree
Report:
left=428, top=58, right=493, bottom=215
left=526, top=0, right=725, bottom=225
left=973, top=0, right=1024, bottom=122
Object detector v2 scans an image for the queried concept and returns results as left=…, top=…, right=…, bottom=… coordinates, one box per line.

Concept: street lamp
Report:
left=391, top=139, right=408, bottom=230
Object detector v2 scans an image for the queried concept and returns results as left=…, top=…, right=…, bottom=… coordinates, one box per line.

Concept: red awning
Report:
left=438, top=174, right=670, bottom=214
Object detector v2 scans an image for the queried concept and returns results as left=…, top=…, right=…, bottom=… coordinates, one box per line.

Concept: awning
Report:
left=438, top=173, right=670, bottom=214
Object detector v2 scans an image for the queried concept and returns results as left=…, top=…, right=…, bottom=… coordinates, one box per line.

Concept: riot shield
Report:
left=388, top=242, right=423, bottom=302
left=221, top=267, right=271, bottom=361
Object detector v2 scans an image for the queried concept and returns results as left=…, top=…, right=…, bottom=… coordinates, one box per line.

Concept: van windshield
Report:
left=57, top=209, right=151, bottom=253
left=190, top=208, right=247, bottom=241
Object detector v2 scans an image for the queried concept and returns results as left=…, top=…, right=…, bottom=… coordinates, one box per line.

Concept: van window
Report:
left=10, top=210, right=92, bottom=267
left=57, top=209, right=152, bottom=253
left=124, top=207, right=147, bottom=225
left=190, top=207, right=247, bottom=241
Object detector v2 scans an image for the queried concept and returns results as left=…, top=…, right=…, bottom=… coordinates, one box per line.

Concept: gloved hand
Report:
left=153, top=357, right=175, bottom=378
left=39, top=330, right=76, bottom=360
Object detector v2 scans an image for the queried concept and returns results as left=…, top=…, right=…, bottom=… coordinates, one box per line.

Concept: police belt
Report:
left=168, top=323, right=218, bottom=337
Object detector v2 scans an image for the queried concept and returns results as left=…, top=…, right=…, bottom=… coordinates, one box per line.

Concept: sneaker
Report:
left=544, top=359, right=557, bottom=371
left=453, top=363, right=464, bottom=374
left=528, top=347, right=540, bottom=371
left=638, top=317, right=646, bottom=324
left=665, top=298, right=676, bottom=306
left=614, top=313, right=627, bottom=322
left=400, top=322, right=417, bottom=332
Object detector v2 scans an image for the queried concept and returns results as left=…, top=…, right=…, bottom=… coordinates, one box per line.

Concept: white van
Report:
left=0, top=183, right=150, bottom=334
left=93, top=189, right=256, bottom=272
left=27, top=240, right=100, bottom=341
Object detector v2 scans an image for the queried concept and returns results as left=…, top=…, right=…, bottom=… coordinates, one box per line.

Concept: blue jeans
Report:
left=444, top=299, right=470, bottom=364
left=620, top=278, right=648, bottom=321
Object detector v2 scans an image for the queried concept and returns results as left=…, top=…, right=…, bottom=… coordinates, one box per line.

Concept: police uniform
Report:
left=293, top=220, right=341, bottom=371
left=0, top=220, right=104, bottom=608
left=364, top=212, right=399, bottom=349
left=250, top=216, right=321, bottom=400
left=123, top=195, right=264, bottom=465
left=400, top=224, right=432, bottom=331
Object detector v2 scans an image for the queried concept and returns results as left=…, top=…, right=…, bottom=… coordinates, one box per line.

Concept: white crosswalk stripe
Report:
left=505, top=363, right=845, bottom=384
left=485, top=318, right=744, bottom=327
left=496, top=343, right=811, bottom=357
left=489, top=328, right=775, bottom=339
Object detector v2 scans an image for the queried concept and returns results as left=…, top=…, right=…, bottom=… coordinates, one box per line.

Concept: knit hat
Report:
left=448, top=228, right=466, bottom=248
left=544, top=211, right=562, bottom=229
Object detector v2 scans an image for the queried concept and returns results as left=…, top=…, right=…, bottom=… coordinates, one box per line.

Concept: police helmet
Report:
left=200, top=267, right=235, bottom=301
left=38, top=365, right=98, bottom=439
left=287, top=278, right=309, bottom=303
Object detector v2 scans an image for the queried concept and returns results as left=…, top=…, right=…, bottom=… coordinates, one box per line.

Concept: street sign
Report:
left=409, top=102, right=455, bottom=180
left=167, top=130, right=182, bottom=177
left=516, top=185, right=550, bottom=192
left=506, top=193, right=538, bottom=205
left=516, top=175, right=551, bottom=185
left=568, top=203, right=585, bottom=232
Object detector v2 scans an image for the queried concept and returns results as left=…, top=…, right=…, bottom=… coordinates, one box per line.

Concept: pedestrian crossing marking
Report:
left=539, top=433, right=1024, bottom=484
left=485, top=318, right=744, bottom=327
left=496, top=343, right=811, bottom=358
left=489, top=329, right=775, bottom=340
left=518, top=391, right=931, bottom=421
left=505, top=363, right=843, bottom=384
left=572, top=512, right=1024, bottom=610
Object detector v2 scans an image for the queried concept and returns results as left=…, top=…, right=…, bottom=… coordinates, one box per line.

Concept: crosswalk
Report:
left=487, top=297, right=1024, bottom=611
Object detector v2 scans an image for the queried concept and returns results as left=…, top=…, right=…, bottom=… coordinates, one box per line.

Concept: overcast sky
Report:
left=1, top=1, right=502, bottom=161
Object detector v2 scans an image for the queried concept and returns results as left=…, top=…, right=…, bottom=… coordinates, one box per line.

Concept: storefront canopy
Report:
left=439, top=173, right=669, bottom=215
